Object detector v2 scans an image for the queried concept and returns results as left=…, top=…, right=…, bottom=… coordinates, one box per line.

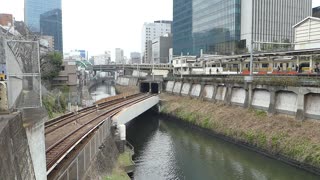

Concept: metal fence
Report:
left=56, top=118, right=112, bottom=180
left=5, top=39, right=41, bottom=109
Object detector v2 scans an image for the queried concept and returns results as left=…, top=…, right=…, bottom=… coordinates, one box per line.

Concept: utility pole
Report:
left=249, top=0, right=254, bottom=77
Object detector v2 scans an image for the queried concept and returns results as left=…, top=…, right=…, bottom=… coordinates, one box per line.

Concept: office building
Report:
left=92, top=51, right=111, bottom=65
left=25, top=0, right=63, bottom=52
left=141, top=20, right=172, bottom=63
left=173, top=0, right=312, bottom=56
left=130, top=52, right=141, bottom=64
left=40, top=9, right=63, bottom=52
left=152, top=34, right=172, bottom=64
left=241, top=0, right=312, bottom=51
left=115, top=48, right=124, bottom=64
left=314, top=6, right=320, bottom=18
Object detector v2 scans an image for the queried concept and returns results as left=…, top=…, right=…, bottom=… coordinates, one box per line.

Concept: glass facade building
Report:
left=25, top=0, right=63, bottom=52
left=173, top=0, right=241, bottom=55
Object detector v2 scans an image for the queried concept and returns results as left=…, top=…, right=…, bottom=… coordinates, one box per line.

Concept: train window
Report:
left=262, top=63, right=268, bottom=68
left=233, top=64, right=238, bottom=68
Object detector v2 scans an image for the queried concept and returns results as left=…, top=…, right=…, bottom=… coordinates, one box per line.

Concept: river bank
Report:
left=115, top=85, right=320, bottom=175
left=160, top=93, right=320, bottom=175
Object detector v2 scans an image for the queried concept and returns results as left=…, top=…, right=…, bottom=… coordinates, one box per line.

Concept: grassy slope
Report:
left=160, top=94, right=320, bottom=169
left=105, top=151, right=132, bottom=180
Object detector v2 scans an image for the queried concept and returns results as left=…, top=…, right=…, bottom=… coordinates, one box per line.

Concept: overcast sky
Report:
left=0, top=0, right=320, bottom=59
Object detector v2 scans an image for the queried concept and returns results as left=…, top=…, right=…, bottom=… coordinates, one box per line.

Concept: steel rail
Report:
left=45, top=94, right=144, bottom=135
left=45, top=93, right=143, bottom=128
left=46, top=94, right=154, bottom=173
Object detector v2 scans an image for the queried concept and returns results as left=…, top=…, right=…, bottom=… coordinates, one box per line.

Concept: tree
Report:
left=40, top=52, right=63, bottom=81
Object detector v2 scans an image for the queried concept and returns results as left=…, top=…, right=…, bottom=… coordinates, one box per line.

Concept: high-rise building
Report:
left=173, top=0, right=312, bottom=56
left=130, top=52, right=141, bottom=64
left=152, top=34, right=172, bottom=64
left=141, top=20, right=172, bottom=63
left=40, top=9, right=63, bottom=52
left=25, top=0, right=63, bottom=52
left=115, top=48, right=124, bottom=64
left=173, top=0, right=241, bottom=56
left=92, top=51, right=111, bottom=65
left=313, top=6, right=320, bottom=18
left=241, top=0, right=312, bottom=51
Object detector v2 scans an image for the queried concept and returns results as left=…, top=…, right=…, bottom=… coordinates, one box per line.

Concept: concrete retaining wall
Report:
left=0, top=113, right=36, bottom=180
left=203, top=85, right=214, bottom=99
left=164, top=80, right=320, bottom=121
left=181, top=83, right=191, bottom=96
left=231, top=87, right=246, bottom=105
left=275, top=91, right=298, bottom=115
left=56, top=119, right=112, bottom=180
left=215, top=86, right=227, bottom=101
left=190, top=84, right=201, bottom=97
left=173, top=82, right=182, bottom=94
left=305, top=93, right=320, bottom=119
left=165, top=81, right=175, bottom=92
left=252, top=89, right=270, bottom=110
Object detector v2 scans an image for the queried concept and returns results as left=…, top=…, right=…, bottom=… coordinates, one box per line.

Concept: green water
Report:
left=127, top=113, right=320, bottom=180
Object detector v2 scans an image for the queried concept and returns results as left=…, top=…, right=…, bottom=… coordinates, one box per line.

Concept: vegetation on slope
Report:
left=160, top=94, right=320, bottom=169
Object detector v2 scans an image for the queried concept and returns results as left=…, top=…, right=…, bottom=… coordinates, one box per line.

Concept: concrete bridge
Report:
left=45, top=93, right=159, bottom=180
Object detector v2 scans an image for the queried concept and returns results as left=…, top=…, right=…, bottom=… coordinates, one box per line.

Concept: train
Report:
left=172, top=56, right=319, bottom=76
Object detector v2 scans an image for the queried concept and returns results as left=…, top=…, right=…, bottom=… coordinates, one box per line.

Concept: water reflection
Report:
left=127, top=113, right=319, bottom=180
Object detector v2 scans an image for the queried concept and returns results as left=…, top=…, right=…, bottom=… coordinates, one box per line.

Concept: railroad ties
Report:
left=45, top=93, right=155, bottom=178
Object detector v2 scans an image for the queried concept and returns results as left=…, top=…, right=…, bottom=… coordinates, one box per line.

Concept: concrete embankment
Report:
left=159, top=94, right=320, bottom=175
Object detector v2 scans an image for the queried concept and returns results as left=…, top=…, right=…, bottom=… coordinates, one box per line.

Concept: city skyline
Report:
left=0, top=0, right=319, bottom=59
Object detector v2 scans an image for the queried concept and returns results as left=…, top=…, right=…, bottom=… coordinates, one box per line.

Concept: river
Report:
left=127, top=111, right=320, bottom=180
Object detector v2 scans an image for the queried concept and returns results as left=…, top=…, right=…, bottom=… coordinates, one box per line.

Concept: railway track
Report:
left=45, top=93, right=155, bottom=174
left=45, top=93, right=143, bottom=135
left=45, top=93, right=143, bottom=128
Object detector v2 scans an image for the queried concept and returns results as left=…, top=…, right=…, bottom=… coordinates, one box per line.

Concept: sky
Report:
left=0, top=0, right=320, bottom=60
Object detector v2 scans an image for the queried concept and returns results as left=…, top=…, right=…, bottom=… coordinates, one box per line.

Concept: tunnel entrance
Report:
left=140, top=82, right=150, bottom=93
left=139, top=82, right=161, bottom=94
left=151, top=83, right=159, bottom=94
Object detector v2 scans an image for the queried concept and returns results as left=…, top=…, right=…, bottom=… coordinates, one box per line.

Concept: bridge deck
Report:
left=45, top=93, right=157, bottom=179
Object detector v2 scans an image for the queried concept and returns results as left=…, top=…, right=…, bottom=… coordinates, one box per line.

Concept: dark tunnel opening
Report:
left=140, top=83, right=150, bottom=93
left=151, top=83, right=159, bottom=94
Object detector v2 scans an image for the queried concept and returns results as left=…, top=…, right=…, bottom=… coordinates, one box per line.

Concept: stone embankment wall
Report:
left=0, top=113, right=36, bottom=180
left=165, top=80, right=320, bottom=120
left=116, top=77, right=138, bottom=86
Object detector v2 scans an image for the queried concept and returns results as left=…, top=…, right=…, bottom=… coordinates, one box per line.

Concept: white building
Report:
left=64, top=50, right=87, bottom=61
left=294, top=16, right=320, bottom=50
left=130, top=52, right=141, bottom=64
left=241, top=0, right=312, bottom=51
left=92, top=51, right=111, bottom=65
left=152, top=33, right=172, bottom=64
left=115, top=48, right=124, bottom=64
left=141, top=20, right=172, bottom=63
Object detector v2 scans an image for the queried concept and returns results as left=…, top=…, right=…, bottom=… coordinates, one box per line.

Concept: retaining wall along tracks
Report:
left=164, top=80, right=320, bottom=120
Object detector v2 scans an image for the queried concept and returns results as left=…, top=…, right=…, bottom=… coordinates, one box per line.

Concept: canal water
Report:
left=90, top=82, right=116, bottom=102
left=127, top=111, right=320, bottom=180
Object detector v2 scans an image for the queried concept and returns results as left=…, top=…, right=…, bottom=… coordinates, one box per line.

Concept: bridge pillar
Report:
left=212, top=84, right=218, bottom=103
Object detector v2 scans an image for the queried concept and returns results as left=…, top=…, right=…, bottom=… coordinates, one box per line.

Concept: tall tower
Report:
left=141, top=21, right=172, bottom=63
left=25, top=0, right=63, bottom=52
